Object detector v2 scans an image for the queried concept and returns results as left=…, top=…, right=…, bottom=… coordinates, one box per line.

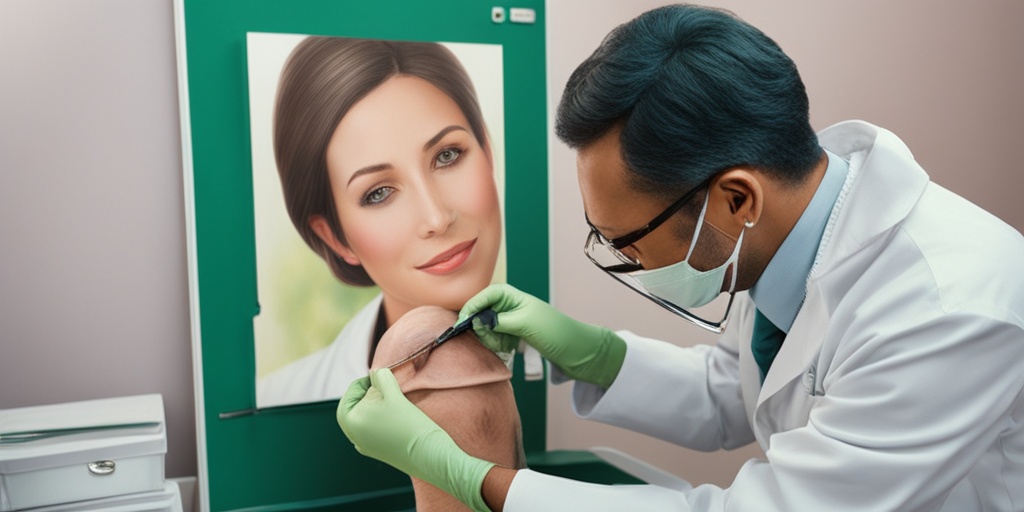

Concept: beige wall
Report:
left=546, top=0, right=1024, bottom=487
left=0, top=0, right=1020, bottom=488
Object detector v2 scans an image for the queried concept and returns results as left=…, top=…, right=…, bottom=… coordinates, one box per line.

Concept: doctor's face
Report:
left=323, top=76, right=502, bottom=320
left=577, top=126, right=733, bottom=273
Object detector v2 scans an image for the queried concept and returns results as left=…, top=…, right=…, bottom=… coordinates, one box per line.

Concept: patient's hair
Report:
left=370, top=306, right=526, bottom=511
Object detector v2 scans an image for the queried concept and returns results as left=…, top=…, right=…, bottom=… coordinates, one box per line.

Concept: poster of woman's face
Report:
left=246, top=33, right=506, bottom=408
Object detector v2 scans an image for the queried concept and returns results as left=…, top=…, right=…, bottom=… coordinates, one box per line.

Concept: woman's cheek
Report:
left=455, top=161, right=501, bottom=219
left=341, top=209, right=410, bottom=266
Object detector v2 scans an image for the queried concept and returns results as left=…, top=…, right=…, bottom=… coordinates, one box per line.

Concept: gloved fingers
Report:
left=496, top=350, right=515, bottom=371
left=336, top=370, right=496, bottom=512
left=337, top=375, right=371, bottom=441
left=458, top=283, right=524, bottom=322
left=472, top=316, right=519, bottom=353
left=458, top=285, right=494, bottom=322
left=486, top=294, right=557, bottom=341
left=488, top=302, right=537, bottom=335
left=368, top=367, right=401, bottom=396
left=368, top=368, right=427, bottom=422
left=342, top=374, right=371, bottom=402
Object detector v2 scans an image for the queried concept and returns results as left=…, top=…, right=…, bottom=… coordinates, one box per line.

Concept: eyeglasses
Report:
left=582, top=174, right=734, bottom=333
left=583, top=174, right=714, bottom=273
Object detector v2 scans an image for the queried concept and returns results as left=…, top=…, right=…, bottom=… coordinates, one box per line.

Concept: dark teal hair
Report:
left=556, top=4, right=821, bottom=198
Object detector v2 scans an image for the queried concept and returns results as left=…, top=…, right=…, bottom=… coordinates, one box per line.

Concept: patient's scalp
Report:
left=371, top=306, right=511, bottom=393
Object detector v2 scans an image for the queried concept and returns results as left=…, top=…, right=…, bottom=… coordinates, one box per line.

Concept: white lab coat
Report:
left=257, top=294, right=381, bottom=408
left=506, top=121, right=1024, bottom=511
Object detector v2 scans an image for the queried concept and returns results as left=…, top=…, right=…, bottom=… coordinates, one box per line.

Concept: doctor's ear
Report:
left=710, top=169, right=763, bottom=229
left=309, top=215, right=361, bottom=266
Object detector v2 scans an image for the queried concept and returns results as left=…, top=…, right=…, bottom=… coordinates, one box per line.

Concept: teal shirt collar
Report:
left=748, top=150, right=848, bottom=333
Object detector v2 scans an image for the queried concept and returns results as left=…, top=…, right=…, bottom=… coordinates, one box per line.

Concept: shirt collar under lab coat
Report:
left=748, top=150, right=848, bottom=333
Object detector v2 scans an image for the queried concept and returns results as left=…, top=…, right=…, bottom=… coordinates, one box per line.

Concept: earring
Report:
left=744, top=219, right=755, bottom=228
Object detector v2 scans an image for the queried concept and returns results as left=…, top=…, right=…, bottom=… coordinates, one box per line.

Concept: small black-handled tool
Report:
left=386, top=309, right=497, bottom=370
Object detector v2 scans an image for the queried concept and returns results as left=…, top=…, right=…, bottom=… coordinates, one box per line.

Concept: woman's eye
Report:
left=362, top=186, right=394, bottom=206
left=435, top=147, right=463, bottom=167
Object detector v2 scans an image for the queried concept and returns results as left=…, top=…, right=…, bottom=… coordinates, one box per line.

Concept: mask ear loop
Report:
left=725, top=228, right=745, bottom=294
left=730, top=220, right=754, bottom=291
left=684, top=190, right=712, bottom=262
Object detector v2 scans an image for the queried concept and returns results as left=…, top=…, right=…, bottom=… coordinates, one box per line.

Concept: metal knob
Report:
left=87, top=460, right=116, bottom=475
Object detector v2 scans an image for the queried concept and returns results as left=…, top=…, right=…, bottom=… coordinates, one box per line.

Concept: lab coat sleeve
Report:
left=504, top=469, right=701, bottom=512
left=723, top=311, right=1024, bottom=511
left=569, top=330, right=754, bottom=451
left=508, top=312, right=1024, bottom=511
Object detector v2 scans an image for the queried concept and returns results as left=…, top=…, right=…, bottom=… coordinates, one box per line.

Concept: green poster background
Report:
left=177, top=1, right=548, bottom=510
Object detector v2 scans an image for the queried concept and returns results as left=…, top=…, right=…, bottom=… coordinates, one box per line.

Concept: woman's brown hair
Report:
left=274, top=37, right=489, bottom=285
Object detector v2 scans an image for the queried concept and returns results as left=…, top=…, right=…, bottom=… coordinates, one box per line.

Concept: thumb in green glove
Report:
left=337, top=369, right=495, bottom=512
left=459, top=284, right=627, bottom=388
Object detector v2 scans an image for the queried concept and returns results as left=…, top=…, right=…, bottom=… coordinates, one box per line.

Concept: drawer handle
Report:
left=88, top=460, right=116, bottom=475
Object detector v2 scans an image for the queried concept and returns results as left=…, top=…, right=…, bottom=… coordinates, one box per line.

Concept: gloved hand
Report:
left=459, top=284, right=627, bottom=388
left=337, top=369, right=495, bottom=512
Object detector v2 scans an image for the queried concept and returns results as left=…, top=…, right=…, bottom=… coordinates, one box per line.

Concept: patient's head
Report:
left=372, top=306, right=512, bottom=392
left=371, top=306, right=525, bottom=511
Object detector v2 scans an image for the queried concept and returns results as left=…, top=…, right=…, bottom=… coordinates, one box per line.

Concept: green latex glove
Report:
left=337, top=369, right=495, bottom=512
left=459, top=284, right=627, bottom=388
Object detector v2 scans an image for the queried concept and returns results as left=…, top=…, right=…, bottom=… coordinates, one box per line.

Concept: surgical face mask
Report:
left=627, top=191, right=744, bottom=309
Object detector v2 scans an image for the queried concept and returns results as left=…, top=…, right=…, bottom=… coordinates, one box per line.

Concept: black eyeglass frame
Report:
left=583, top=173, right=717, bottom=272
left=581, top=172, right=735, bottom=333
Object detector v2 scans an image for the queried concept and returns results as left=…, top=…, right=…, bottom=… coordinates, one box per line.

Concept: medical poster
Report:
left=247, top=33, right=507, bottom=409
left=178, top=0, right=547, bottom=509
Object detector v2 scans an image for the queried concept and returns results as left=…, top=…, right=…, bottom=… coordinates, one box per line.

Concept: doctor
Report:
left=338, top=4, right=1024, bottom=511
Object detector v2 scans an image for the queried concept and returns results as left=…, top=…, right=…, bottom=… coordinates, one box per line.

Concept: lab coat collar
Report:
left=749, top=150, right=848, bottom=333
left=811, top=121, right=929, bottom=277
left=755, top=120, right=930, bottom=410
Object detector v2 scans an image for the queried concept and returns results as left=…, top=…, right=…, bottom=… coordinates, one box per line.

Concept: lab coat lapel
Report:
left=750, top=287, right=829, bottom=450
left=751, top=121, right=930, bottom=442
left=756, top=285, right=829, bottom=407
left=736, top=300, right=761, bottom=427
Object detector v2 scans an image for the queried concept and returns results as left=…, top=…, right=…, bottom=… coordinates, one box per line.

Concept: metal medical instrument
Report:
left=386, top=309, right=497, bottom=370
left=0, top=422, right=162, bottom=445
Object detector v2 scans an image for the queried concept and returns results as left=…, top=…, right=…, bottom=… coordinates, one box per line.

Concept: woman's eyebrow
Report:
left=345, top=126, right=468, bottom=188
left=346, top=163, right=392, bottom=188
left=423, top=125, right=469, bottom=151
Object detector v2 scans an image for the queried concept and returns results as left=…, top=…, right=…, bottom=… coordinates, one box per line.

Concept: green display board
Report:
left=175, top=1, right=547, bottom=510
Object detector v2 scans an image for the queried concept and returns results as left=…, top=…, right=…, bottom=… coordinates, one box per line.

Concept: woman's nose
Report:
left=417, top=184, right=457, bottom=238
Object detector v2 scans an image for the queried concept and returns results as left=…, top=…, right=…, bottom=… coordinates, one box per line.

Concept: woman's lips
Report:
left=416, top=239, right=476, bottom=275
